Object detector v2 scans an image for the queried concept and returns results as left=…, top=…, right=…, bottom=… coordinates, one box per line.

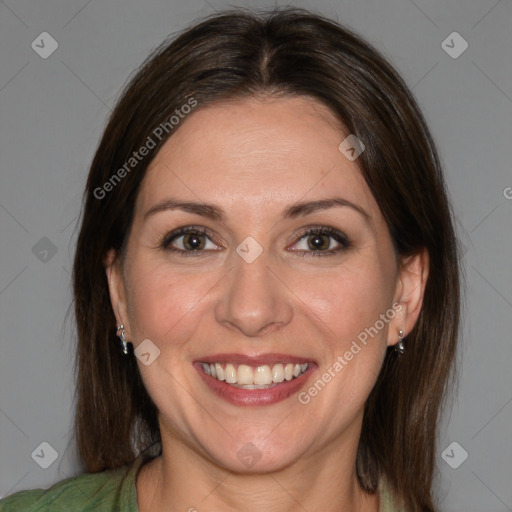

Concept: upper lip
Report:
left=195, top=353, right=316, bottom=366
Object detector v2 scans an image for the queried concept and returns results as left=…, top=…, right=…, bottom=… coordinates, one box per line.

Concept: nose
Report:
left=214, top=248, right=294, bottom=337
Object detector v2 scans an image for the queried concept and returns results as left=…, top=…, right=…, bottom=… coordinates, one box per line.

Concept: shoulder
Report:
left=378, top=475, right=407, bottom=512
left=0, top=462, right=138, bottom=512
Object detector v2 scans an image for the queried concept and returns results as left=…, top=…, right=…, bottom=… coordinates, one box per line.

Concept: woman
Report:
left=0, top=7, right=459, bottom=512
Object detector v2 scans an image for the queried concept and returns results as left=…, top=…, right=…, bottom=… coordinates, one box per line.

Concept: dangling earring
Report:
left=395, top=329, right=406, bottom=354
left=116, top=324, right=130, bottom=355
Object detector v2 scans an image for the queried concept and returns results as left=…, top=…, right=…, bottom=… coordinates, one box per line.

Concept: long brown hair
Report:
left=72, top=7, right=460, bottom=511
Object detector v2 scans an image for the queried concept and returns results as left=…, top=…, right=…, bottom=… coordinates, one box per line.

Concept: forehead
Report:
left=136, top=96, right=380, bottom=222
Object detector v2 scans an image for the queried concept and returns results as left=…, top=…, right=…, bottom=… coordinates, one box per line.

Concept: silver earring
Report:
left=395, top=329, right=405, bottom=354
left=116, top=324, right=130, bottom=355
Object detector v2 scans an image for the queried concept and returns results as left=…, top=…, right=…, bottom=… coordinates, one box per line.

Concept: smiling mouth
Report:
left=200, top=362, right=308, bottom=389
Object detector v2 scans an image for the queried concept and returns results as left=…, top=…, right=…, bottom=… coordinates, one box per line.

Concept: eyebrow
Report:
left=143, top=197, right=371, bottom=224
left=283, top=198, right=370, bottom=222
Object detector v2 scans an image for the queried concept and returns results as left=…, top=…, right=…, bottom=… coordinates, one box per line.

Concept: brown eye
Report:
left=161, top=226, right=219, bottom=255
left=182, top=233, right=206, bottom=250
left=289, top=226, right=351, bottom=256
left=306, top=234, right=331, bottom=251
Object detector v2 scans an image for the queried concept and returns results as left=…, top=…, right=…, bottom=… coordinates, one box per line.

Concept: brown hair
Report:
left=73, top=7, right=459, bottom=511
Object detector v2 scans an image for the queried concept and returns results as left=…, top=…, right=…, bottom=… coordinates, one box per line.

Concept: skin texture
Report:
left=105, top=96, right=428, bottom=512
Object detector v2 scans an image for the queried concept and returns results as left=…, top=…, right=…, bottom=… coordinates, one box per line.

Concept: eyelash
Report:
left=160, top=225, right=351, bottom=257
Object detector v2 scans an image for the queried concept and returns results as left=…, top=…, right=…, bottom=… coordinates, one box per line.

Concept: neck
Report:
left=137, top=429, right=379, bottom=512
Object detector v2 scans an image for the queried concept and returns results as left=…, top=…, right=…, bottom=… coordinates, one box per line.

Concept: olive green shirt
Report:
left=0, top=452, right=404, bottom=511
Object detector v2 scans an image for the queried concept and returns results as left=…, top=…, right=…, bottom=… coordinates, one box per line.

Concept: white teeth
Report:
left=201, top=362, right=308, bottom=386
left=215, top=363, right=225, bottom=381
left=271, top=364, right=285, bottom=383
left=225, top=363, right=237, bottom=384
left=237, top=364, right=253, bottom=384
left=254, top=365, right=272, bottom=385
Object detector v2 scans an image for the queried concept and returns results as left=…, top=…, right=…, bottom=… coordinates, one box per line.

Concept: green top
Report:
left=0, top=451, right=404, bottom=511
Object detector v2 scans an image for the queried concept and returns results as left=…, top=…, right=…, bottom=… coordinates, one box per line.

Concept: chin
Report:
left=204, top=435, right=307, bottom=474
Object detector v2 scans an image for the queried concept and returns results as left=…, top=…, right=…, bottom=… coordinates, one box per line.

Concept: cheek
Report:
left=124, top=257, right=216, bottom=345
left=296, top=256, right=396, bottom=345
left=301, top=277, right=391, bottom=427
left=294, top=254, right=395, bottom=406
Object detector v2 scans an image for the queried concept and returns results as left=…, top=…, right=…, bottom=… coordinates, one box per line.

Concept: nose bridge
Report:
left=215, top=243, right=293, bottom=336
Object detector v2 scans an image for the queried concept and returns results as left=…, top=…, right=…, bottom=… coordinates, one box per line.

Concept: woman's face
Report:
left=107, top=96, right=425, bottom=472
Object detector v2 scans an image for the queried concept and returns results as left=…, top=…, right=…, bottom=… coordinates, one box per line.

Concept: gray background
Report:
left=0, top=0, right=511, bottom=510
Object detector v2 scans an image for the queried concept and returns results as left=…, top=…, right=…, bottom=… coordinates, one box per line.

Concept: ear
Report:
left=104, top=249, right=131, bottom=337
left=387, top=248, right=429, bottom=347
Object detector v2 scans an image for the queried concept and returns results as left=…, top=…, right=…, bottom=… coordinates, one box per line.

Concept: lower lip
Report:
left=194, top=363, right=316, bottom=406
